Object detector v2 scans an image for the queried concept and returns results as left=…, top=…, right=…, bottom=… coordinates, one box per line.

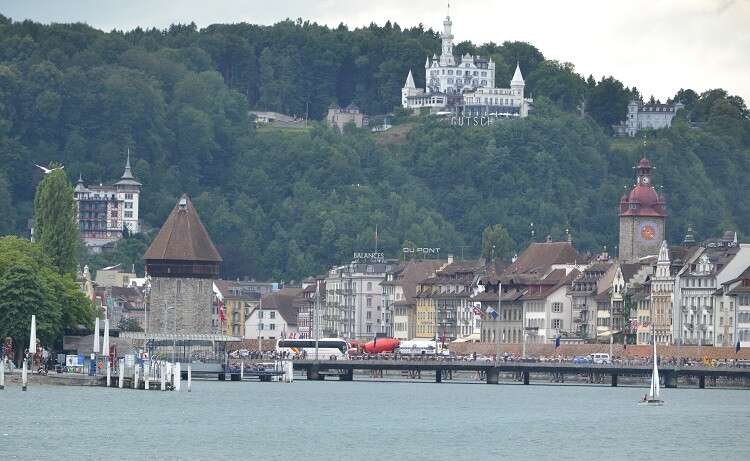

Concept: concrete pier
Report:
left=611, top=374, right=618, bottom=387
left=486, top=367, right=499, bottom=384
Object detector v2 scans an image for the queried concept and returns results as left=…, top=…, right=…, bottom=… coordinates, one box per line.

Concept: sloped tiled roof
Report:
left=144, top=194, right=222, bottom=263
left=257, top=288, right=303, bottom=325
left=503, top=241, right=580, bottom=276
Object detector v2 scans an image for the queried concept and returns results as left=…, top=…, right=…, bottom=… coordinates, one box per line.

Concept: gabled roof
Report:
left=257, top=288, right=303, bottom=325
left=144, top=194, right=222, bottom=263
left=404, top=69, right=416, bottom=89
left=511, top=62, right=524, bottom=85
left=620, top=263, right=643, bottom=283
left=503, top=241, right=579, bottom=276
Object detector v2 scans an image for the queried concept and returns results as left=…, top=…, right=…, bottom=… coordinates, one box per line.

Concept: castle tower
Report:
left=144, top=194, right=222, bottom=335
left=510, top=62, right=525, bottom=97
left=439, top=15, right=455, bottom=66
left=114, top=151, right=142, bottom=234
left=402, top=69, right=417, bottom=107
left=618, top=157, right=667, bottom=262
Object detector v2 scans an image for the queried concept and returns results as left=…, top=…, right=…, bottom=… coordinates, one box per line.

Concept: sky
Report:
left=2, top=0, right=749, bottom=102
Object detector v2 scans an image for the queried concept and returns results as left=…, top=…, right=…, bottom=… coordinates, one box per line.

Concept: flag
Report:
left=737, top=341, right=741, bottom=353
left=472, top=306, right=484, bottom=317
left=218, top=300, right=226, bottom=323
left=486, top=306, right=498, bottom=320
left=555, top=335, right=560, bottom=349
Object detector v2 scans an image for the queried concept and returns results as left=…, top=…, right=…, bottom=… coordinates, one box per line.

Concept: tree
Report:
left=117, top=317, right=143, bottom=332
left=33, top=168, right=78, bottom=275
left=586, top=76, right=631, bottom=128
left=0, top=173, right=14, bottom=235
left=0, top=264, right=60, bottom=362
left=481, top=224, right=514, bottom=260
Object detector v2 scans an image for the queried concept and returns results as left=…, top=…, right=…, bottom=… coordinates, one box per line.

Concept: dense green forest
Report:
left=0, top=15, right=748, bottom=281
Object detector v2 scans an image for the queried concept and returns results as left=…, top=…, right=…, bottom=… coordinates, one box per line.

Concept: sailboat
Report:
left=639, top=324, right=664, bottom=406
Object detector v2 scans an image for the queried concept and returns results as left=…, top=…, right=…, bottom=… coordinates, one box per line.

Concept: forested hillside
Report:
left=0, top=16, right=748, bottom=281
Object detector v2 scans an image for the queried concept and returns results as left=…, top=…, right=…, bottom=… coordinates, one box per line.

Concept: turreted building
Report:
left=618, top=157, right=667, bottom=262
left=401, top=14, right=533, bottom=117
left=144, top=194, right=222, bottom=335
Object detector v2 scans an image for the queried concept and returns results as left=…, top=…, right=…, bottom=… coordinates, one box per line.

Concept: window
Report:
left=366, top=311, right=372, bottom=320
left=110, top=210, right=118, bottom=218
left=125, top=202, right=133, bottom=209
left=125, top=193, right=133, bottom=199
left=124, top=211, right=132, bottom=218
left=367, top=282, right=372, bottom=291
left=259, top=323, right=264, bottom=330
left=367, top=297, right=372, bottom=307
left=552, top=319, right=562, bottom=329
left=552, top=302, right=562, bottom=313
left=270, top=311, right=275, bottom=319
left=258, top=311, right=264, bottom=319
left=269, top=323, right=276, bottom=330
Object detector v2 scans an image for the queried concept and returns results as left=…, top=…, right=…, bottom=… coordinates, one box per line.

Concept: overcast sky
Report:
left=3, top=0, right=749, bottom=102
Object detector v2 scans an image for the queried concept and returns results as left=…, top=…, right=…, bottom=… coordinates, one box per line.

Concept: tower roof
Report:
left=511, top=62, right=525, bottom=86
left=619, top=156, right=667, bottom=217
left=144, top=194, right=222, bottom=263
left=404, top=69, right=416, bottom=89
left=115, top=150, right=142, bottom=186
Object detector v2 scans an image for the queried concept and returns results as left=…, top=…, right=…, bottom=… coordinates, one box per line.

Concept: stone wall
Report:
left=148, top=277, right=214, bottom=334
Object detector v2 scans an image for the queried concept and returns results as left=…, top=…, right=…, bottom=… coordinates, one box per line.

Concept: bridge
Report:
left=292, top=359, right=750, bottom=388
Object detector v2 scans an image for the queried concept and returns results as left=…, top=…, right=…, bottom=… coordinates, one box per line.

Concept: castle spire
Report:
left=404, top=69, right=416, bottom=89
left=121, top=148, right=135, bottom=180
left=511, top=62, right=525, bottom=86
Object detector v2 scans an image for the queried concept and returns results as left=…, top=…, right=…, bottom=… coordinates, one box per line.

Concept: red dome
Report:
left=619, top=157, right=666, bottom=217
left=637, top=157, right=652, bottom=169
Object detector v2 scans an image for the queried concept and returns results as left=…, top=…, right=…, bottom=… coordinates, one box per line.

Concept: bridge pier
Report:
left=218, top=373, right=225, bottom=381
left=486, top=368, right=499, bottom=384
left=435, top=369, right=442, bottom=383
left=522, top=371, right=530, bottom=385
left=339, top=369, right=353, bottom=381
left=610, top=374, right=618, bottom=387
left=664, top=371, right=677, bottom=388
left=699, top=375, right=706, bottom=389
left=306, top=368, right=324, bottom=381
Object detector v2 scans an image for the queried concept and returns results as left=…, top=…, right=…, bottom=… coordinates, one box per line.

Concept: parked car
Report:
left=572, top=356, right=591, bottom=364
left=590, top=353, right=611, bottom=364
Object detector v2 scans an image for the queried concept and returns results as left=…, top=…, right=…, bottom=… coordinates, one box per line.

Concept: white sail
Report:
left=650, top=324, right=660, bottom=399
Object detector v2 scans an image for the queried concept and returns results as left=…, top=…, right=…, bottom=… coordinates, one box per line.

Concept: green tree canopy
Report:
left=481, top=224, right=515, bottom=260
left=33, top=168, right=78, bottom=275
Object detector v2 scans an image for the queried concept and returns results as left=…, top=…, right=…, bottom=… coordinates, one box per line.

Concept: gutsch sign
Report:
left=448, top=113, right=517, bottom=127
left=403, top=247, right=441, bottom=256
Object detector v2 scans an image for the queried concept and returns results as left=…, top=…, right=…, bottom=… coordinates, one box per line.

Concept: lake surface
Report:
left=1, top=377, right=749, bottom=460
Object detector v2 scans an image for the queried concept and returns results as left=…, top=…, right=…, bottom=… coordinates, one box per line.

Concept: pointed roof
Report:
left=144, top=194, right=222, bottom=263
left=404, top=70, right=416, bottom=89
left=425, top=56, right=430, bottom=67
left=658, top=240, right=670, bottom=263
left=511, top=62, right=524, bottom=86
left=115, top=150, right=142, bottom=186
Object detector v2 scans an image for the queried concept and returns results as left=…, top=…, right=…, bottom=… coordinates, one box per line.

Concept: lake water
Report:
left=1, top=377, right=749, bottom=460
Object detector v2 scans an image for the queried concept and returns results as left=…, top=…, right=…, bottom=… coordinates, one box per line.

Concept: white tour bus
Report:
left=276, top=338, right=349, bottom=360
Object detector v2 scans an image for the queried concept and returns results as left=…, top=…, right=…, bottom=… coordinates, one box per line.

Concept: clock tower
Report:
left=618, top=157, right=667, bottom=262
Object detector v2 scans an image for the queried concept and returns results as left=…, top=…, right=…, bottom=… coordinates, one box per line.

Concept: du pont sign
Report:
left=403, top=247, right=441, bottom=256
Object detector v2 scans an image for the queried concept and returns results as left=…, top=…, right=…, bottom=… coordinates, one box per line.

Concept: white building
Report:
left=244, top=288, right=301, bottom=340
left=74, top=153, right=141, bottom=252
left=673, top=235, right=750, bottom=345
left=613, top=100, right=685, bottom=137
left=324, top=256, right=395, bottom=340
left=649, top=241, right=675, bottom=345
left=401, top=14, right=532, bottom=117
left=523, top=269, right=581, bottom=344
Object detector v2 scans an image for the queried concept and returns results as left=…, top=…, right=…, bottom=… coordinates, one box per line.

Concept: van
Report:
left=590, top=353, right=611, bottom=364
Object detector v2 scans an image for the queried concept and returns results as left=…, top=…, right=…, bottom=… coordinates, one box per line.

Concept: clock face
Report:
left=642, top=176, right=650, bottom=185
left=640, top=222, right=657, bottom=241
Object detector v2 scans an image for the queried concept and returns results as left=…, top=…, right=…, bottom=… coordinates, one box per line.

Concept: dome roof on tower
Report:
left=619, top=157, right=666, bottom=217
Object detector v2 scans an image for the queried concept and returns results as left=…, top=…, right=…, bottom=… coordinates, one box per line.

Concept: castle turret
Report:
left=511, top=62, right=525, bottom=97
left=114, top=150, right=142, bottom=233
left=439, top=15, right=455, bottom=66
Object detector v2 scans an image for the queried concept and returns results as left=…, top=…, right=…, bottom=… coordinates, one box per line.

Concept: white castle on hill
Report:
left=401, top=14, right=533, bottom=118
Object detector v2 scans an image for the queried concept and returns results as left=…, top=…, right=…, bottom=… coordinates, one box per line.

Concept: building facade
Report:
left=74, top=153, right=141, bottom=252
left=324, top=257, right=394, bottom=340
left=326, top=103, right=367, bottom=132
left=613, top=100, right=685, bottom=137
left=401, top=15, right=532, bottom=117
left=245, top=288, right=302, bottom=340
left=649, top=241, right=674, bottom=345
left=619, top=157, right=667, bottom=262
